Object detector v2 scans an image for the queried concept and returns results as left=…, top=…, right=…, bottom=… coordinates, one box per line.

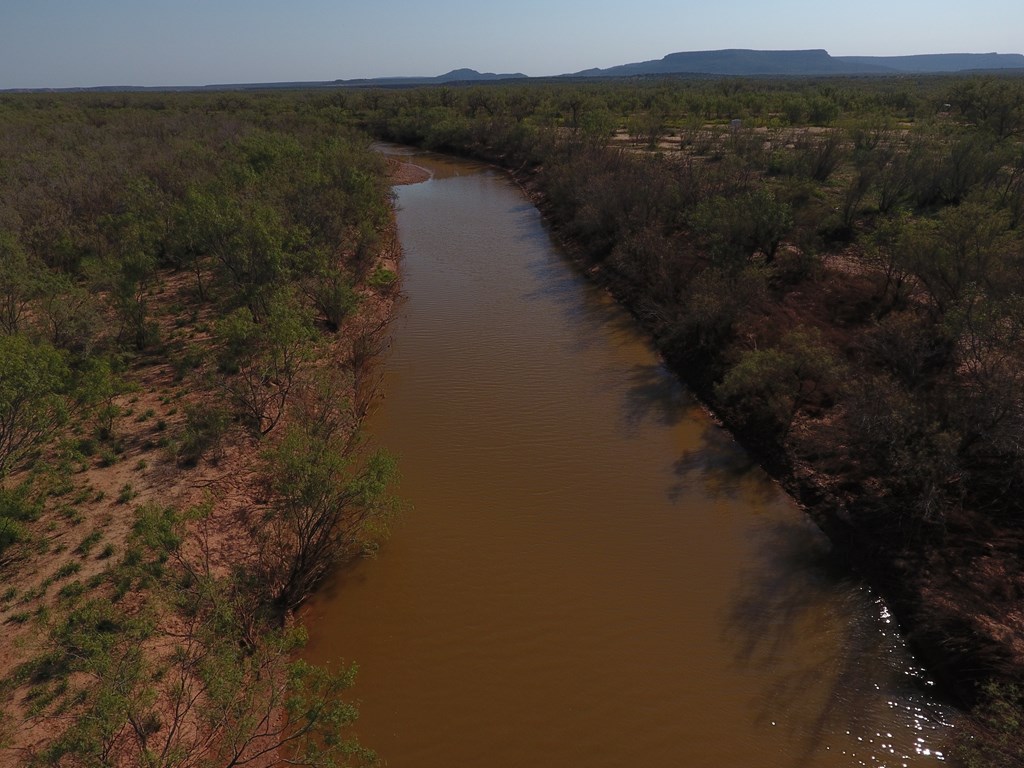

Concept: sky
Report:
left=2, top=0, right=1024, bottom=89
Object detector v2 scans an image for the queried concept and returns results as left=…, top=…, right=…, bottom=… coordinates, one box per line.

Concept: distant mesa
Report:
left=566, top=48, right=1024, bottom=77
left=333, top=68, right=527, bottom=87
left=436, top=68, right=526, bottom=82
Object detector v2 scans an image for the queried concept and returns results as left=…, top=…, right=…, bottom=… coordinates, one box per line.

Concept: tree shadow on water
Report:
left=302, top=556, right=374, bottom=606
left=519, top=254, right=643, bottom=354
left=727, top=520, right=869, bottom=766
left=724, top=520, right=951, bottom=767
left=668, top=426, right=780, bottom=506
left=607, top=368, right=789, bottom=506
left=621, top=362, right=694, bottom=432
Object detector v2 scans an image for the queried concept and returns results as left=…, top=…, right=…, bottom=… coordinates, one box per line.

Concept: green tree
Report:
left=0, top=232, right=39, bottom=335
left=32, top=269, right=100, bottom=355
left=198, top=195, right=289, bottom=320
left=715, top=330, right=841, bottom=439
left=866, top=214, right=916, bottom=311
left=795, top=129, right=845, bottom=182
left=259, top=422, right=396, bottom=615
left=168, top=188, right=221, bottom=302
left=694, top=189, right=793, bottom=265
left=672, top=265, right=767, bottom=352
left=0, top=334, right=69, bottom=477
left=906, top=202, right=1012, bottom=317
left=951, top=77, right=1024, bottom=140
left=214, top=290, right=315, bottom=435
left=945, top=294, right=1024, bottom=465
left=74, top=356, right=126, bottom=442
left=90, top=179, right=168, bottom=350
left=297, top=247, right=361, bottom=332
left=626, top=110, right=666, bottom=149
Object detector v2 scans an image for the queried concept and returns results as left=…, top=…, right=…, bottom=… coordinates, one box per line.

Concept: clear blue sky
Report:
left=2, top=0, right=1023, bottom=88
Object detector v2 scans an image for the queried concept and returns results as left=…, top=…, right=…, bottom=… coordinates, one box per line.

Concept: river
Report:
left=301, top=146, right=957, bottom=767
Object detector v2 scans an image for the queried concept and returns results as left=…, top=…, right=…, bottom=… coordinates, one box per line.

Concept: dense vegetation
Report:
left=0, top=92, right=398, bottom=765
left=343, top=74, right=1024, bottom=763
left=2, top=74, right=1024, bottom=764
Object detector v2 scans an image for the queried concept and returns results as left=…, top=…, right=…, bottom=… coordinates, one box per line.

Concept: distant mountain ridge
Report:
left=835, top=52, right=1024, bottom=73
left=332, top=68, right=526, bottom=87
left=6, top=51, right=1024, bottom=93
left=569, top=49, right=1024, bottom=78
left=4, top=68, right=528, bottom=93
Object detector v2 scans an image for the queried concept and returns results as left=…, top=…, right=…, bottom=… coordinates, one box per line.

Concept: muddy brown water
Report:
left=302, top=146, right=957, bottom=767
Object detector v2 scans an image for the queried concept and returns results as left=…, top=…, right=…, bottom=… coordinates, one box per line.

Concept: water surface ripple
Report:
left=302, top=147, right=957, bottom=768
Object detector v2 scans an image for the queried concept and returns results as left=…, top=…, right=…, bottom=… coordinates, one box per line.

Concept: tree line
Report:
left=0, top=91, right=397, bottom=766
